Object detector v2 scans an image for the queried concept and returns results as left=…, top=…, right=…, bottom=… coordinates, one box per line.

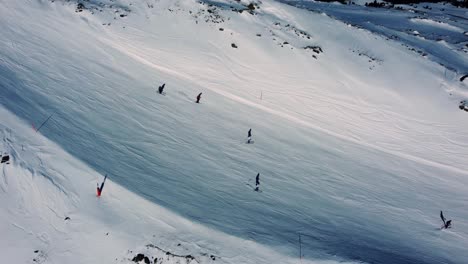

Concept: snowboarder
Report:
left=247, top=129, right=252, bottom=144
left=440, top=211, right=452, bottom=229
left=158, top=83, right=165, bottom=94
left=254, top=173, right=260, bottom=191
left=196, top=93, right=202, bottom=103
left=97, top=174, right=108, bottom=197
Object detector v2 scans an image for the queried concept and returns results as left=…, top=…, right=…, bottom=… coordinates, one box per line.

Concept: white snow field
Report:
left=1, top=0, right=468, bottom=263
left=1, top=107, right=321, bottom=264
left=279, top=0, right=468, bottom=73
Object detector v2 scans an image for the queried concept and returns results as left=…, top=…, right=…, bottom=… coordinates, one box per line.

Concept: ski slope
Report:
left=1, top=107, right=313, bottom=264
left=279, top=0, right=468, bottom=73
left=1, top=0, right=468, bottom=263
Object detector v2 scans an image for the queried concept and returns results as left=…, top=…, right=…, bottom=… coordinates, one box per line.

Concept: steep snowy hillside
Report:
left=1, top=0, right=468, bottom=263
left=279, top=0, right=468, bottom=73
left=0, top=107, right=315, bottom=264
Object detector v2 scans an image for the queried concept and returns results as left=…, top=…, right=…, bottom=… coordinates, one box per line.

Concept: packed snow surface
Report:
left=1, top=0, right=468, bottom=263
left=279, top=0, right=468, bottom=73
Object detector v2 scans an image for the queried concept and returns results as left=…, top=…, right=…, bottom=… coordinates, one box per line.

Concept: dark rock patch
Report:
left=132, top=253, right=145, bottom=262
left=1, top=155, right=10, bottom=163
left=76, top=3, right=85, bottom=12
left=303, top=46, right=323, bottom=54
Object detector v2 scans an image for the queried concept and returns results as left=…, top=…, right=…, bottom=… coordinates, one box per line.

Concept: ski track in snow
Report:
left=0, top=109, right=338, bottom=264
left=103, top=25, right=468, bottom=177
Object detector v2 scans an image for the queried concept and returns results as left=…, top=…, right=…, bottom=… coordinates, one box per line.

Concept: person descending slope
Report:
left=97, top=174, right=108, bottom=197
left=247, top=128, right=252, bottom=144
left=255, top=173, right=260, bottom=192
left=196, top=93, right=202, bottom=103
left=158, top=83, right=165, bottom=94
left=440, top=211, right=452, bottom=229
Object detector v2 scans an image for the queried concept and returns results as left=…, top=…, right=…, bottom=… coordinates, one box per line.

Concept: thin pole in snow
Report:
left=260, top=90, right=263, bottom=100
left=299, top=233, right=302, bottom=262
left=35, top=113, right=54, bottom=133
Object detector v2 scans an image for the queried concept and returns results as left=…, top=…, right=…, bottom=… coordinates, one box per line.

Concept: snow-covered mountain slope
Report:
left=278, top=0, right=468, bottom=74
left=1, top=0, right=468, bottom=263
left=1, top=107, right=317, bottom=264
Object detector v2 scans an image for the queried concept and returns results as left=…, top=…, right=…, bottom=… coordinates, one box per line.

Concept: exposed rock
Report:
left=460, top=74, right=468, bottom=82
left=1, top=155, right=10, bottom=163
left=76, top=3, right=85, bottom=13
left=303, top=45, right=323, bottom=54
left=132, top=253, right=145, bottom=262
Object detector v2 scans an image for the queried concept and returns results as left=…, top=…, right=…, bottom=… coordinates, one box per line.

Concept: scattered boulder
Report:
left=76, top=3, right=85, bottom=12
left=303, top=45, right=323, bottom=54
left=64, top=217, right=70, bottom=221
left=219, top=28, right=224, bottom=31
left=459, top=100, right=468, bottom=111
left=365, top=1, right=386, bottom=8
left=132, top=253, right=145, bottom=262
left=231, top=43, right=238, bottom=48
left=1, top=155, right=10, bottom=163
left=460, top=74, right=468, bottom=82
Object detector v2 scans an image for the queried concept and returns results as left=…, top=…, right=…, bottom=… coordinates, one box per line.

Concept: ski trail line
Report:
left=102, top=37, right=468, bottom=177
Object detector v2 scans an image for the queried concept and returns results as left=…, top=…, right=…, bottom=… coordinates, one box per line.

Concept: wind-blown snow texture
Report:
left=1, top=0, right=468, bottom=263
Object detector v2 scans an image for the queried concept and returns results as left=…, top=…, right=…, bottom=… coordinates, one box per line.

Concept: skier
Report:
left=158, top=83, right=165, bottom=94
left=247, top=128, right=252, bottom=144
left=96, top=174, right=108, bottom=197
left=254, top=173, right=260, bottom=191
left=196, top=93, right=202, bottom=103
left=440, top=211, right=452, bottom=229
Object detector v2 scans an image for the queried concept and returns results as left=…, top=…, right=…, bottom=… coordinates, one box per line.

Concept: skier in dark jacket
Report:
left=440, top=211, right=452, bottom=229
left=247, top=129, right=252, bottom=144
left=196, top=93, right=202, bottom=103
left=158, top=83, right=165, bottom=94
left=255, top=173, right=260, bottom=191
